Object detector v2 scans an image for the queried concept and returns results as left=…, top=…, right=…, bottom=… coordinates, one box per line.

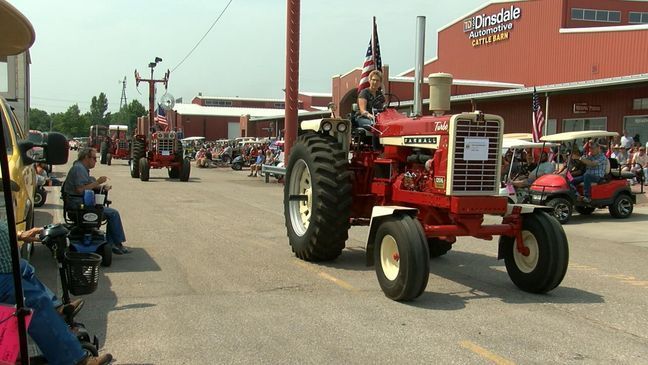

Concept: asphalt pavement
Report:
left=31, top=158, right=648, bottom=364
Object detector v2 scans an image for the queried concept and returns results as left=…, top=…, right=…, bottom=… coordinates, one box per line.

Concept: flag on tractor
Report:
left=155, top=104, right=168, bottom=127
left=357, top=17, right=382, bottom=92
left=531, top=87, right=545, bottom=143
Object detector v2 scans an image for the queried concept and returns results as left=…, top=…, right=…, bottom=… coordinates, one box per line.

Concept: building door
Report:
left=228, top=122, right=240, bottom=139
left=546, top=119, right=557, bottom=135
left=562, top=117, right=607, bottom=132
left=624, top=115, right=648, bottom=146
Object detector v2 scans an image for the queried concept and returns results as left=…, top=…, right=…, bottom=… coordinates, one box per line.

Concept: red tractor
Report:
left=129, top=116, right=190, bottom=182
left=283, top=72, right=569, bottom=301
left=129, top=58, right=190, bottom=182
left=100, top=124, right=130, bottom=165
left=89, top=125, right=108, bottom=153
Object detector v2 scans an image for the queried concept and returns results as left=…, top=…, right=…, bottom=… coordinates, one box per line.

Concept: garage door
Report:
left=228, top=122, right=240, bottom=139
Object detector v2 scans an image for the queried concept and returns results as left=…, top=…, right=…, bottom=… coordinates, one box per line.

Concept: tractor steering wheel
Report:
left=383, top=93, right=401, bottom=109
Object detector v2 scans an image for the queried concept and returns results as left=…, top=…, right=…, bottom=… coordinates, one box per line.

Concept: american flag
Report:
left=532, top=87, right=545, bottom=143
left=357, top=17, right=382, bottom=92
left=155, top=104, right=169, bottom=128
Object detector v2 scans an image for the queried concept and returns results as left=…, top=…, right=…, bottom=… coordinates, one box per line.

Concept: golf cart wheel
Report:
left=180, top=158, right=191, bottom=181
left=284, top=133, right=352, bottom=261
left=547, top=197, right=572, bottom=224
left=500, top=210, right=569, bottom=293
left=139, top=157, right=150, bottom=182
left=106, top=153, right=112, bottom=166
left=374, top=214, right=430, bottom=301
left=428, top=238, right=452, bottom=258
left=575, top=206, right=595, bottom=215
left=100, top=244, right=112, bottom=267
left=34, top=189, right=47, bottom=208
left=609, top=193, right=633, bottom=219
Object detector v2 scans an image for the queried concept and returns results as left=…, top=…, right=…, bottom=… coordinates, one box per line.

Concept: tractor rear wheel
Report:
left=139, top=157, right=150, bottom=182
left=547, top=197, right=572, bottom=224
left=500, top=210, right=569, bottom=293
left=130, top=140, right=144, bottom=178
left=374, top=214, right=430, bottom=301
left=284, top=133, right=352, bottom=261
left=609, top=193, right=633, bottom=219
left=427, top=238, right=452, bottom=258
left=100, top=142, right=108, bottom=164
left=180, top=158, right=191, bottom=181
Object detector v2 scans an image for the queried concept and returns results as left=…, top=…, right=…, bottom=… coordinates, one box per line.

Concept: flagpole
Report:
left=544, top=92, right=550, bottom=136
left=372, top=17, right=376, bottom=68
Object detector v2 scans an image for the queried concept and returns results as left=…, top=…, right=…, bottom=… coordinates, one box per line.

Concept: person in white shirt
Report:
left=631, top=147, right=648, bottom=185
left=620, top=129, right=634, bottom=149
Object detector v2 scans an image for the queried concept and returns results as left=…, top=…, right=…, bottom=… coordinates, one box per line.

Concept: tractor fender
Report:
left=365, top=206, right=418, bottom=266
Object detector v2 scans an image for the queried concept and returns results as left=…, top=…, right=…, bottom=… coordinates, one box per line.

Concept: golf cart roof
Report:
left=0, top=0, right=35, bottom=56
left=502, top=138, right=558, bottom=149
left=503, top=133, right=533, bottom=141
left=109, top=124, right=128, bottom=130
left=181, top=136, right=205, bottom=141
left=541, top=131, right=619, bottom=142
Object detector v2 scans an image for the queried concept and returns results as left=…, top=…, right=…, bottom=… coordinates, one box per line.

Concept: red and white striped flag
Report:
left=155, top=104, right=169, bottom=130
left=531, top=87, right=545, bottom=143
left=357, top=17, right=382, bottom=92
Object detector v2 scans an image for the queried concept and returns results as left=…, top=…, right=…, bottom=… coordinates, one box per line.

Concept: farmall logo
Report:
left=463, top=5, right=522, bottom=47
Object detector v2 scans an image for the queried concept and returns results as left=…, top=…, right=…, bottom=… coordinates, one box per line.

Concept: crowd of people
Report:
left=190, top=139, right=284, bottom=174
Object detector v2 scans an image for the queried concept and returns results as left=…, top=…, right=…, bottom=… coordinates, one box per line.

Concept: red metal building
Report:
left=333, top=0, right=648, bottom=141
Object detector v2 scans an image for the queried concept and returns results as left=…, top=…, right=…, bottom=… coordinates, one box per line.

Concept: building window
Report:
left=624, top=115, right=648, bottom=146
left=204, top=99, right=233, bottom=107
left=629, top=12, right=648, bottom=24
left=633, top=98, right=648, bottom=110
left=273, top=103, right=285, bottom=109
left=571, top=8, right=621, bottom=23
left=562, top=117, right=607, bottom=132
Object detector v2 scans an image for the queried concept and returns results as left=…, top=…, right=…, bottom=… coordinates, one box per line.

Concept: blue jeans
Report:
left=104, top=207, right=126, bottom=246
left=0, top=260, right=85, bottom=365
left=570, top=173, right=603, bottom=198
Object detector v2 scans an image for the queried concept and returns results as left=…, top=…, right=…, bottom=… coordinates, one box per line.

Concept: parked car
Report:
left=0, top=97, right=37, bottom=257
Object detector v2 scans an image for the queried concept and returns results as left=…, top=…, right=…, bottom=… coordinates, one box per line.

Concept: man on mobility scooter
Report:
left=63, top=148, right=130, bottom=255
left=1, top=220, right=113, bottom=364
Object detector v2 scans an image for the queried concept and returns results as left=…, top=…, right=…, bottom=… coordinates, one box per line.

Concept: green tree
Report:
left=127, top=100, right=146, bottom=132
left=28, top=108, right=52, bottom=131
left=90, top=92, right=109, bottom=125
left=51, top=104, right=90, bottom=137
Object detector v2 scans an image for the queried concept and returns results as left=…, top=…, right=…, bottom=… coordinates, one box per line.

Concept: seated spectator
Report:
left=0, top=221, right=112, bottom=365
left=512, top=152, right=556, bottom=188
left=195, top=148, right=208, bottom=168
left=569, top=141, right=607, bottom=203
left=557, top=149, right=586, bottom=178
left=631, top=146, right=648, bottom=185
left=63, top=148, right=130, bottom=254
left=248, top=148, right=265, bottom=177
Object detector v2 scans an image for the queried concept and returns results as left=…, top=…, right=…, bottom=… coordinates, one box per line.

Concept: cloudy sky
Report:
left=11, top=0, right=488, bottom=113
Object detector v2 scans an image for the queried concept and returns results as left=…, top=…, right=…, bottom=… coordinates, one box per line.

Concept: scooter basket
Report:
left=64, top=252, right=102, bottom=295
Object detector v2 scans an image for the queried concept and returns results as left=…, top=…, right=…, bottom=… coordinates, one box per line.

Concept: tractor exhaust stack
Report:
left=412, top=16, right=426, bottom=117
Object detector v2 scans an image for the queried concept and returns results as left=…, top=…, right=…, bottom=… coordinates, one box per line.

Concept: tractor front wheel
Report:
left=374, top=214, right=430, bottom=301
left=284, top=133, right=352, bottom=261
left=180, top=158, right=191, bottom=181
left=106, top=153, right=112, bottom=166
left=500, top=210, right=569, bottom=293
left=168, top=166, right=180, bottom=179
left=139, top=158, right=150, bottom=182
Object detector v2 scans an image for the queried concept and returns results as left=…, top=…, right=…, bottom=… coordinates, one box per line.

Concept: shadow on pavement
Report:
left=565, top=211, right=648, bottom=225
left=101, top=247, right=161, bottom=273
left=320, top=248, right=371, bottom=272
left=34, top=210, right=55, bottom=226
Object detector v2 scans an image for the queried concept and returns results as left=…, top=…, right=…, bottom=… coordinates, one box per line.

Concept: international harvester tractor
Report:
left=130, top=59, right=190, bottom=182
left=100, top=124, right=130, bottom=165
left=283, top=22, right=568, bottom=301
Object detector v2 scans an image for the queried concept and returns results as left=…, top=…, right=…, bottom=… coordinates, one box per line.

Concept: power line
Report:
left=31, top=96, right=91, bottom=104
left=171, top=0, right=234, bottom=72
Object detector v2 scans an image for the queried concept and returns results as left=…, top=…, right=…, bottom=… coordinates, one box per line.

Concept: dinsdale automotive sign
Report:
left=464, top=5, right=522, bottom=47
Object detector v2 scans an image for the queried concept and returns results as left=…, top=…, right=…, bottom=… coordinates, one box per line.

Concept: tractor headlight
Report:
left=159, top=132, right=167, bottom=139
left=169, top=131, right=176, bottom=139
left=336, top=122, right=347, bottom=133
left=322, top=122, right=333, bottom=132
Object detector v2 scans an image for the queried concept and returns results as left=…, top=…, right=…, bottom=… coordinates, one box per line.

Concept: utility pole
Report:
left=119, top=76, right=128, bottom=111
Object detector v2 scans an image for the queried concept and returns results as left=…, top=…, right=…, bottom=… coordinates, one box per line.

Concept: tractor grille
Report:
left=157, top=138, right=176, bottom=153
left=450, top=118, right=502, bottom=195
left=118, top=140, right=128, bottom=149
